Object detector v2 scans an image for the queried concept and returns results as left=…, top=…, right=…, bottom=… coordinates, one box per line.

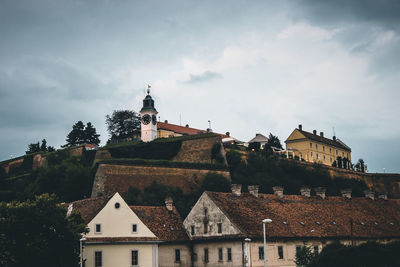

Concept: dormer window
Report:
left=300, top=222, right=305, bottom=226
left=95, top=224, right=101, bottom=233
left=316, top=221, right=321, bottom=225
left=332, top=221, right=337, bottom=225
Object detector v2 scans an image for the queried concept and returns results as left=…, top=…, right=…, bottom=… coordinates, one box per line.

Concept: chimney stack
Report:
left=226, top=132, right=230, bottom=137
left=340, top=189, right=352, bottom=199
left=165, top=197, right=173, bottom=211
left=320, top=132, right=324, bottom=137
left=298, top=124, right=303, bottom=131
left=185, top=124, right=189, bottom=128
left=164, top=120, right=168, bottom=123
left=315, top=187, right=327, bottom=199
left=272, top=186, right=284, bottom=198
left=300, top=186, right=311, bottom=197
left=333, top=136, right=336, bottom=141
left=248, top=185, right=259, bottom=197
left=231, top=184, right=242, bottom=196
left=364, top=190, right=375, bottom=200
left=313, top=130, right=317, bottom=135
left=378, top=193, right=388, bottom=200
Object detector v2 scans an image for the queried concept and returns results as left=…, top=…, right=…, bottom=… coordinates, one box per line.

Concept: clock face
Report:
left=152, top=115, right=157, bottom=125
left=142, top=114, right=151, bottom=125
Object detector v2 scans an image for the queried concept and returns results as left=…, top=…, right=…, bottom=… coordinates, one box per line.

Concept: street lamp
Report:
left=262, top=219, right=272, bottom=267
left=80, top=237, right=87, bottom=267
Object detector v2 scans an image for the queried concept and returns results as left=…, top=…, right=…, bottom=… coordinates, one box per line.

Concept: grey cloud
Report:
left=184, top=71, right=223, bottom=84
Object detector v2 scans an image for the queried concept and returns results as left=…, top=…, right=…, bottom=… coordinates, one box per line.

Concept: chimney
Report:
left=231, top=184, right=242, bottom=196
left=340, top=189, right=352, bottom=199
left=298, top=124, right=302, bottom=131
left=320, top=132, right=324, bottom=137
left=165, top=197, right=173, bottom=211
left=313, top=130, right=317, bottom=135
left=272, top=186, right=284, bottom=198
left=333, top=136, right=336, bottom=141
left=164, top=120, right=168, bottom=123
left=185, top=124, right=189, bottom=128
left=315, top=187, right=326, bottom=199
left=206, top=128, right=212, bottom=133
left=226, top=132, right=230, bottom=137
left=300, top=186, right=311, bottom=197
left=378, top=193, right=388, bottom=200
left=248, top=185, right=259, bottom=197
left=364, top=190, right=375, bottom=200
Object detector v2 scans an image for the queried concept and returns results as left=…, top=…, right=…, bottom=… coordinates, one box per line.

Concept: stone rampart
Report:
left=91, top=163, right=231, bottom=197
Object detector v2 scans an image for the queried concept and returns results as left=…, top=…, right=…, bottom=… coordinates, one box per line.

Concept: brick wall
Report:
left=173, top=135, right=223, bottom=163
left=91, top=164, right=231, bottom=197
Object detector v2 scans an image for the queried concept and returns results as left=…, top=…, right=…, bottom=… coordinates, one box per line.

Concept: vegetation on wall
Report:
left=226, top=148, right=369, bottom=196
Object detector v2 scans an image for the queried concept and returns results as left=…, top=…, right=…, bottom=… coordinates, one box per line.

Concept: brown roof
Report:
left=66, top=195, right=112, bottom=224
left=288, top=129, right=351, bottom=152
left=206, top=191, right=400, bottom=240
left=157, top=121, right=229, bottom=138
left=131, top=206, right=189, bottom=242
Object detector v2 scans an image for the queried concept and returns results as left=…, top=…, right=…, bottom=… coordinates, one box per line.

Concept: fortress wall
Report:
left=173, top=135, right=222, bottom=163
left=91, top=163, right=231, bottom=197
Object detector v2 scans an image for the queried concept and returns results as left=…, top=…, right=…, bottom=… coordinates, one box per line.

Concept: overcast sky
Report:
left=1, top=0, right=399, bottom=173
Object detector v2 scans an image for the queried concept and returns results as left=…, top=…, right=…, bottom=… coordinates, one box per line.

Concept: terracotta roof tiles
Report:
left=206, top=191, right=400, bottom=240
left=157, top=121, right=229, bottom=138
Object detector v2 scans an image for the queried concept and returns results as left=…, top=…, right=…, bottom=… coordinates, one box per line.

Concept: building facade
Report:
left=140, top=89, right=158, bottom=142
left=285, top=124, right=352, bottom=167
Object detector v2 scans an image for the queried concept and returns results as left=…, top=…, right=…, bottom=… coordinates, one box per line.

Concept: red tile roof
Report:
left=131, top=206, right=189, bottom=242
left=66, top=195, right=112, bottom=224
left=206, top=191, right=400, bottom=240
left=287, top=129, right=351, bottom=152
left=157, top=122, right=229, bottom=138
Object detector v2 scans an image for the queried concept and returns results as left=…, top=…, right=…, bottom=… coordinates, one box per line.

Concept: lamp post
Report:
left=80, top=237, right=87, bottom=267
left=262, top=219, right=272, bottom=267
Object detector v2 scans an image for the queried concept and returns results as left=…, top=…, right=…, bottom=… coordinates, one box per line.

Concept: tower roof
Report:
left=140, top=92, right=157, bottom=113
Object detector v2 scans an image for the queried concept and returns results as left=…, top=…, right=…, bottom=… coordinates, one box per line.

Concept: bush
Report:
left=201, top=172, right=231, bottom=192
left=211, top=143, right=225, bottom=164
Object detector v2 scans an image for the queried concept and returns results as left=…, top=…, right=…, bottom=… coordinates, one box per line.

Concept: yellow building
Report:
left=285, top=125, right=351, bottom=167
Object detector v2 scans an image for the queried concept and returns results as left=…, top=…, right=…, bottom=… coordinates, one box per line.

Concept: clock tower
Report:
left=140, top=88, right=158, bottom=142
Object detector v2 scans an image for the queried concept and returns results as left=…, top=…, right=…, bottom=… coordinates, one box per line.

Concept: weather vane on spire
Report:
left=147, top=84, right=151, bottom=95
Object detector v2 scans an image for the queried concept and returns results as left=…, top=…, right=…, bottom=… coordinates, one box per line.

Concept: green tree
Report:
left=106, top=110, right=141, bottom=141
left=200, top=172, right=231, bottom=192
left=355, top=158, right=366, bottom=173
left=267, top=133, right=283, bottom=149
left=26, top=142, right=40, bottom=154
left=65, top=121, right=86, bottom=147
left=295, top=246, right=314, bottom=266
left=0, top=194, right=87, bottom=267
left=84, top=122, right=100, bottom=145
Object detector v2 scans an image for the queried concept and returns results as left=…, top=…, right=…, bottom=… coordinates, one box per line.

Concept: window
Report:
left=313, top=245, right=319, bottom=255
left=316, top=153, right=319, bottom=159
left=315, top=144, right=318, bottom=149
left=204, top=208, right=208, bottom=216
left=204, top=248, right=209, bottom=263
left=227, top=248, right=232, bottom=261
left=310, top=152, right=313, bottom=157
left=323, top=146, right=325, bottom=151
left=95, top=251, right=102, bottom=267
left=330, top=148, right=332, bottom=153
left=132, top=224, right=137, bottom=233
left=323, top=155, right=326, bottom=160
left=296, top=246, right=301, bottom=257
left=278, top=246, right=284, bottom=259
left=342, top=151, right=344, bottom=156
left=204, top=222, right=208, bottom=234
left=310, top=142, right=312, bottom=148
left=336, top=149, right=338, bottom=155
left=217, top=223, right=222, bottom=233
left=330, top=157, right=332, bottom=162
left=131, top=250, right=138, bottom=266
left=218, top=248, right=223, bottom=261
left=175, top=249, right=181, bottom=262
left=95, top=224, right=101, bottom=233
left=191, top=225, right=195, bottom=235
left=258, top=246, right=264, bottom=260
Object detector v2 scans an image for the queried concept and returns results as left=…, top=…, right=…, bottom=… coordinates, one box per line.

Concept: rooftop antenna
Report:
left=208, top=120, right=211, bottom=129
left=332, top=126, right=336, bottom=137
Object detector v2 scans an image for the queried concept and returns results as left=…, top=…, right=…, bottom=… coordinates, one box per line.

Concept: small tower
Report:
left=140, top=86, right=158, bottom=142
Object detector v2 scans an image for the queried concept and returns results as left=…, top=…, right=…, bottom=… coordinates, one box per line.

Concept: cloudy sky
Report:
left=1, top=0, right=399, bottom=173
